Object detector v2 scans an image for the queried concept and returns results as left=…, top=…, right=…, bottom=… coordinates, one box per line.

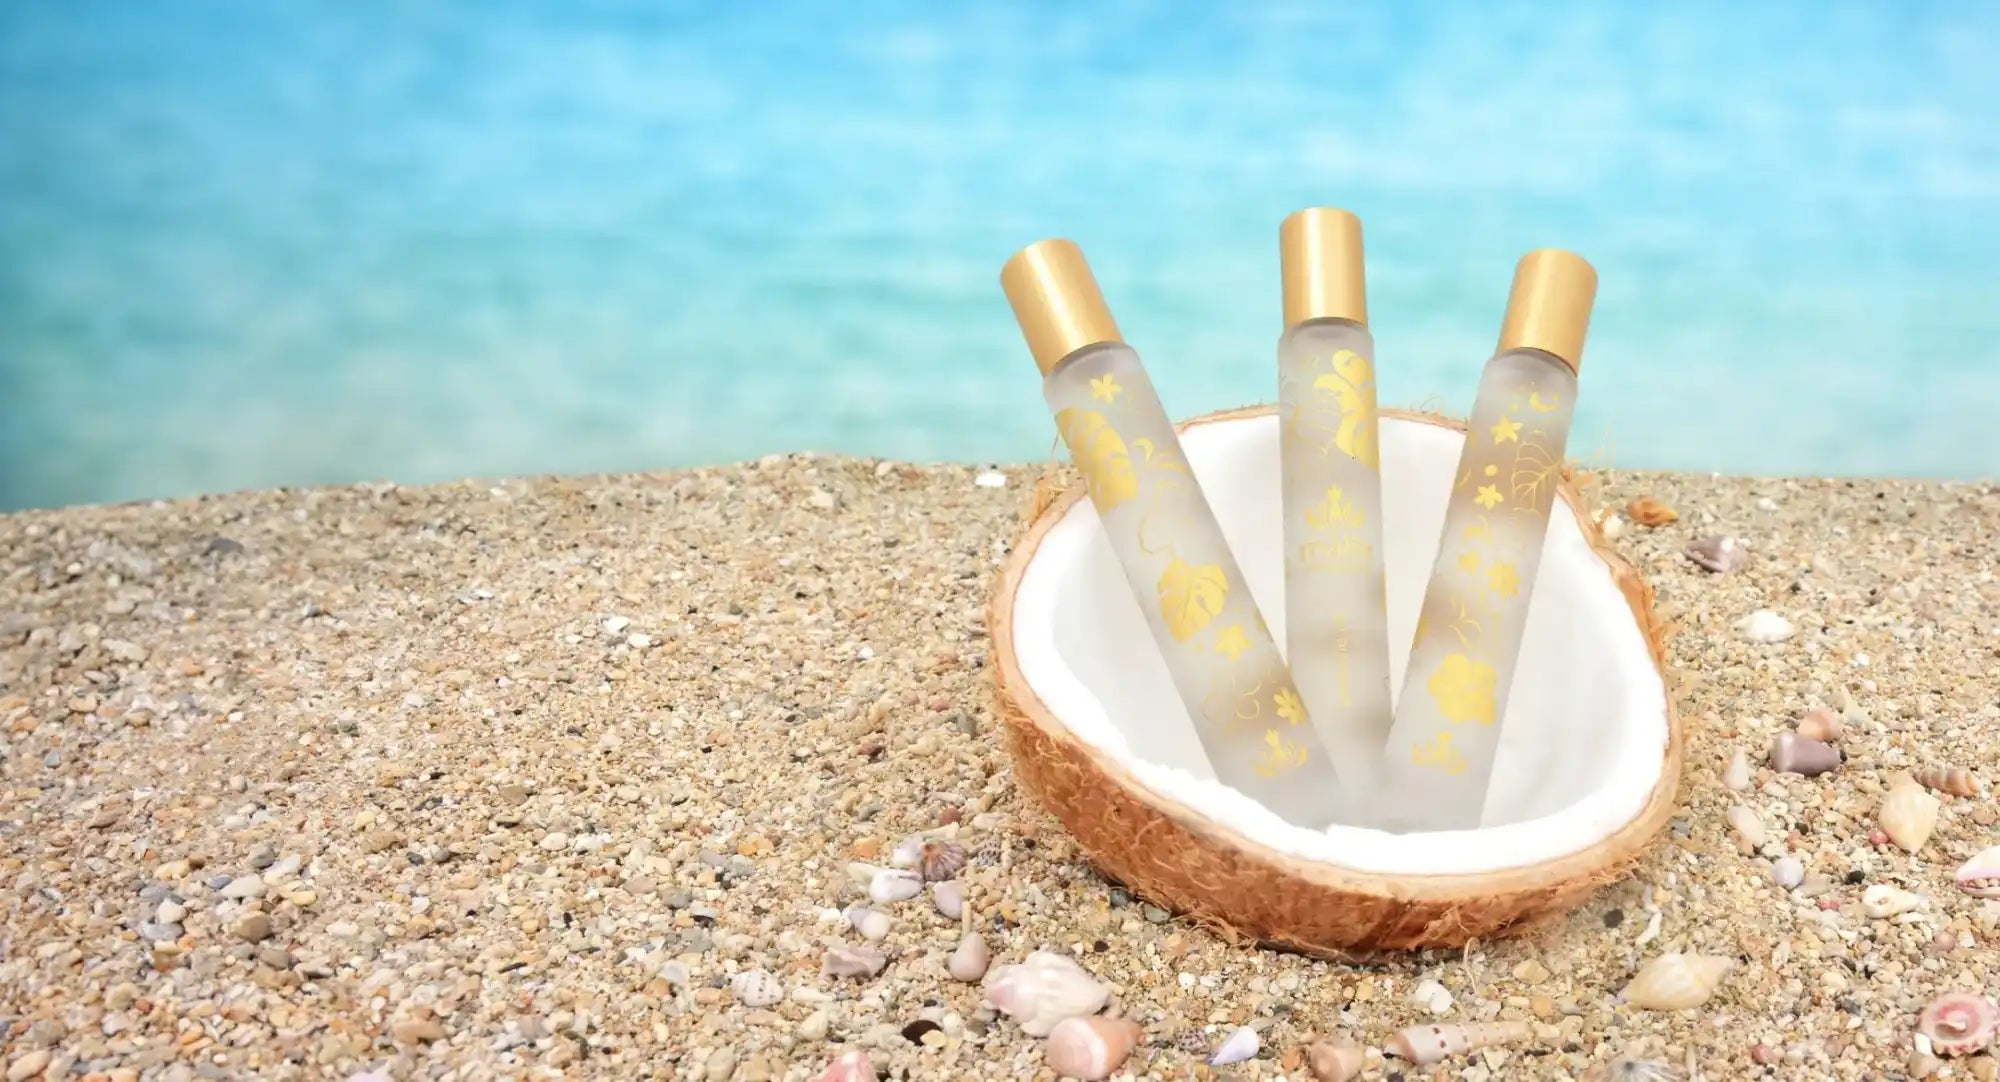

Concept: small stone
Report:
left=232, top=913, right=275, bottom=942
left=1773, top=857, right=1805, bottom=889
left=868, top=869, right=922, bottom=904
left=807, top=489, right=838, bottom=510
left=285, top=889, right=318, bottom=907
left=974, top=470, right=1008, bottom=489
left=932, top=881, right=965, bottom=920
left=947, top=931, right=990, bottom=982
left=1411, top=978, right=1453, bottom=1015
left=1685, top=535, right=1748, bottom=573
left=498, top=783, right=530, bottom=805
left=138, top=921, right=181, bottom=943
left=7, top=1050, right=50, bottom=1081
left=391, top=1018, right=446, bottom=1044
left=1737, top=610, right=1795, bottom=644
left=220, top=875, right=265, bottom=900
left=799, top=1011, right=830, bottom=1042
left=248, top=844, right=278, bottom=870
left=823, top=945, right=888, bottom=980
left=1142, top=904, right=1170, bottom=924
left=1511, top=959, right=1550, bottom=984
left=1770, top=733, right=1840, bottom=776
left=539, top=832, right=571, bottom=852
left=1726, top=805, right=1766, bottom=848
left=360, top=830, right=399, bottom=854
left=157, top=900, right=187, bottom=924
left=1723, top=749, right=1752, bottom=791
left=704, top=1049, right=737, bottom=1082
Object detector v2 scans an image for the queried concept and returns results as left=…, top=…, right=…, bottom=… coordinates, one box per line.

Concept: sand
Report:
left=1, top=456, right=1996, bottom=1081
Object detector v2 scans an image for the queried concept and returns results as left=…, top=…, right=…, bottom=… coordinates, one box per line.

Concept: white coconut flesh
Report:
left=1011, top=411, right=1670, bottom=877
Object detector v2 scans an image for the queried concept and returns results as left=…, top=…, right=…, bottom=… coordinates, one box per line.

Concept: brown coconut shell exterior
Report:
left=988, top=406, right=1682, bottom=957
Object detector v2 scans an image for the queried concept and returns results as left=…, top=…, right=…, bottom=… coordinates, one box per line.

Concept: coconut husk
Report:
left=987, top=406, right=1683, bottom=956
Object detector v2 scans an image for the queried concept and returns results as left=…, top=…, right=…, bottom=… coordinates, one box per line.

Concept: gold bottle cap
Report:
left=1000, top=239, right=1124, bottom=375
left=1279, top=207, right=1367, bottom=328
left=1496, top=248, right=1597, bottom=371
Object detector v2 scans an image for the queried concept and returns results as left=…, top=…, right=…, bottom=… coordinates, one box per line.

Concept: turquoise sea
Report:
left=3, top=1, right=1999, bottom=510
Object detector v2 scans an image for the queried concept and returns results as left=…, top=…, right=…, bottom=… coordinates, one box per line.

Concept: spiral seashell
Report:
left=918, top=840, right=966, bottom=882
left=1044, top=1016, right=1141, bottom=1080
left=1795, top=706, right=1842, bottom=742
left=1768, top=732, right=1838, bottom=775
left=868, top=868, right=923, bottom=903
left=1208, top=1025, right=1260, bottom=1065
left=822, top=945, right=888, bottom=980
left=1619, top=953, right=1733, bottom=1011
left=1725, top=805, right=1765, bottom=849
left=1385, top=1020, right=1531, bottom=1065
left=1861, top=883, right=1925, bottom=918
left=946, top=930, right=991, bottom=982
left=1722, top=749, right=1752, bottom=791
left=983, top=950, right=1110, bottom=1036
left=1305, top=1039, right=1365, bottom=1082
left=1879, top=782, right=1941, bottom=854
left=809, top=1050, right=874, bottom=1082
left=844, top=904, right=891, bottom=941
left=730, top=968, right=782, bottom=1007
left=1581, top=1060, right=1685, bottom=1082
left=1955, top=845, right=2000, bottom=898
left=1914, top=765, right=1981, bottom=798
left=1916, top=992, right=1998, bottom=1057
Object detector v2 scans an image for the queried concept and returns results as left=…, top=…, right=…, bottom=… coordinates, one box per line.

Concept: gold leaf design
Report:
left=1305, top=485, right=1363, bottom=532
left=1056, top=409, right=1138, bottom=512
left=1427, top=653, right=1498, bottom=725
left=1253, top=728, right=1310, bottom=777
left=1274, top=688, right=1307, bottom=726
left=1411, top=731, right=1468, bottom=774
left=1130, top=436, right=1191, bottom=475
left=1509, top=440, right=1562, bottom=511
left=1438, top=597, right=1486, bottom=650
left=1157, top=557, right=1228, bottom=642
left=1290, top=349, right=1378, bottom=466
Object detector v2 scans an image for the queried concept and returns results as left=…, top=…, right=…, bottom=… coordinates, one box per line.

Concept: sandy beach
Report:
left=1, top=455, right=1995, bottom=1081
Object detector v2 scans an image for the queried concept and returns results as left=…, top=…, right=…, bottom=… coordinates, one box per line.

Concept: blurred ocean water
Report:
left=3, top=1, right=1999, bottom=510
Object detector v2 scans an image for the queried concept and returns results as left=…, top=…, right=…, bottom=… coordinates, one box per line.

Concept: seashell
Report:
left=1795, top=706, right=1842, bottom=742
left=1626, top=497, right=1677, bottom=527
left=1736, top=609, right=1795, bottom=644
left=845, top=905, right=891, bottom=941
left=1955, top=845, right=2000, bottom=898
left=1861, top=883, right=1925, bottom=918
left=1619, top=953, right=1733, bottom=1011
left=1591, top=508, right=1627, bottom=540
left=868, top=868, right=923, bottom=903
left=1880, top=782, right=1941, bottom=854
left=1410, top=978, right=1453, bottom=1016
left=1725, top=805, right=1765, bottom=849
left=1916, top=992, right=1998, bottom=1057
left=809, top=1050, right=875, bottom=1082
left=919, top=840, right=966, bottom=882
left=1305, top=1039, right=1365, bottom=1082
left=890, top=834, right=926, bottom=868
left=931, top=881, right=965, bottom=920
left=1044, top=1016, right=1141, bottom=1080
left=822, top=945, right=888, bottom=980
left=1385, top=1020, right=1531, bottom=1065
left=1684, top=535, right=1747, bottom=573
left=1723, top=749, right=1752, bottom=791
left=1581, top=1060, right=1685, bottom=1082
left=1914, top=766, right=1981, bottom=798
left=982, top=950, right=1110, bottom=1036
left=845, top=861, right=882, bottom=887
left=1208, top=1025, right=1260, bottom=1065
left=731, top=968, right=782, bottom=1007
left=1769, top=732, right=1839, bottom=776
left=1772, top=856, right=1804, bottom=889
left=946, top=930, right=991, bottom=981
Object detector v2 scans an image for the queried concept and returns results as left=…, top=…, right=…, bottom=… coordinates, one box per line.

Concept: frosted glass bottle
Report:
left=1002, top=238, right=1347, bottom=828
left=1275, top=208, right=1393, bottom=799
left=1380, top=249, right=1597, bottom=832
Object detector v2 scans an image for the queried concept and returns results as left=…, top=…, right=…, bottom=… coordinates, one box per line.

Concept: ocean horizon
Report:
left=4, top=0, right=1999, bottom=511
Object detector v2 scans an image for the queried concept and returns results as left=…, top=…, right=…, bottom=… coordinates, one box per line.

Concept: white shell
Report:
left=982, top=950, right=1110, bottom=1037
left=1861, top=883, right=1925, bottom=918
left=1410, top=978, right=1454, bottom=1016
left=1209, top=1025, right=1259, bottom=1065
left=1044, top=1016, right=1140, bottom=1080
left=1735, top=610, right=1795, bottom=643
left=730, top=968, right=782, bottom=1007
left=1725, top=805, right=1765, bottom=849
left=844, top=905, right=891, bottom=941
left=1880, top=783, right=1941, bottom=854
left=1772, top=856, right=1804, bottom=889
left=1954, top=845, right=2000, bottom=898
left=844, top=861, right=881, bottom=887
left=931, top=881, right=965, bottom=920
left=1620, top=953, right=1733, bottom=1011
left=946, top=931, right=991, bottom=982
left=890, top=834, right=926, bottom=868
left=1385, top=1020, right=1531, bottom=1065
left=868, top=868, right=923, bottom=903
left=1722, top=749, right=1752, bottom=791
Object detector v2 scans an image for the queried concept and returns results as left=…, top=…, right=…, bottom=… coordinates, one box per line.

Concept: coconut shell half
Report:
left=988, top=406, right=1681, bottom=956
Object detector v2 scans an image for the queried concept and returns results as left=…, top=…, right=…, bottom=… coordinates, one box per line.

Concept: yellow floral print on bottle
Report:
left=1157, top=557, right=1228, bottom=643
left=1427, top=653, right=1499, bottom=725
left=1274, top=688, right=1308, bottom=725
left=1055, top=408, right=1138, bottom=512
left=1412, top=731, right=1469, bottom=775
left=1254, top=728, right=1311, bottom=777
left=1291, top=349, right=1380, bottom=466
